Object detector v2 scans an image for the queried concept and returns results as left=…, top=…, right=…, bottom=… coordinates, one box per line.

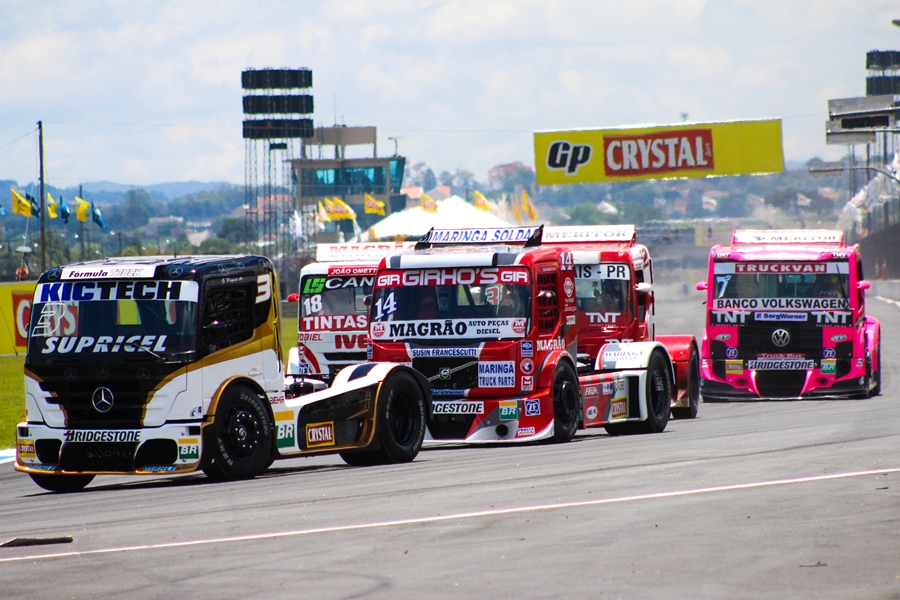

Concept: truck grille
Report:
left=739, top=319, right=823, bottom=357
left=412, top=357, right=478, bottom=393
left=30, top=362, right=178, bottom=429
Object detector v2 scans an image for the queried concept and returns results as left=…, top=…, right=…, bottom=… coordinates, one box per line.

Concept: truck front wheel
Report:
left=202, top=385, right=273, bottom=481
left=552, top=362, right=580, bottom=443
left=672, top=345, right=700, bottom=419
left=341, top=370, right=427, bottom=466
left=638, top=349, right=672, bottom=433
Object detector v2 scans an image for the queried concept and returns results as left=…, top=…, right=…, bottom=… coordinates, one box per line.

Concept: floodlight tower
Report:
left=242, top=68, right=314, bottom=290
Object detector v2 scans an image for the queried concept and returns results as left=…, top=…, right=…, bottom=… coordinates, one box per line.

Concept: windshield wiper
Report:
left=124, top=343, right=164, bottom=361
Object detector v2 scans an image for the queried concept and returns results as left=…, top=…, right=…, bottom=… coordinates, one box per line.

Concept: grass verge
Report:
left=0, top=355, right=24, bottom=451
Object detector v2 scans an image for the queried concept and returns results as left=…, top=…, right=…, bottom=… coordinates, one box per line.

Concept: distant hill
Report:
left=3, top=180, right=235, bottom=205
left=80, top=181, right=232, bottom=199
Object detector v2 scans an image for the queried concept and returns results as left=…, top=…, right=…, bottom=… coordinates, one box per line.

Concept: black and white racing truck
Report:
left=16, top=255, right=431, bottom=492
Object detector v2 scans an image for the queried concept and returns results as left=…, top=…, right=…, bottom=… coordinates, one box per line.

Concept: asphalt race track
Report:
left=1, top=287, right=898, bottom=599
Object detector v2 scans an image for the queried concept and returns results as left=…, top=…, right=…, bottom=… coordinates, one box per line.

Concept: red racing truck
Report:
left=368, top=226, right=685, bottom=443
left=544, top=225, right=700, bottom=419
left=697, top=229, right=881, bottom=400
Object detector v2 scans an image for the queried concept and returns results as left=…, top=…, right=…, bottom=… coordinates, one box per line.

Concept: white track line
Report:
left=1, top=466, right=897, bottom=564
left=0, top=450, right=15, bottom=465
left=875, top=295, right=900, bottom=307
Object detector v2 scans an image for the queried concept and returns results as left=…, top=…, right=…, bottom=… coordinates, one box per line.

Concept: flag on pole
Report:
left=47, top=193, right=58, bottom=219
left=290, top=210, right=304, bottom=238
left=796, top=193, right=812, bottom=207
left=420, top=193, right=438, bottom=213
left=59, top=196, right=70, bottom=224
left=327, top=197, right=357, bottom=221
left=521, top=190, right=538, bottom=221
left=75, top=197, right=90, bottom=222
left=317, top=200, right=331, bottom=223
left=510, top=193, right=521, bottom=223
left=473, top=190, right=490, bottom=211
left=11, top=189, right=32, bottom=217
left=364, top=193, right=386, bottom=216
left=91, top=201, right=106, bottom=228
left=701, top=196, right=718, bottom=211
left=26, top=193, right=41, bottom=218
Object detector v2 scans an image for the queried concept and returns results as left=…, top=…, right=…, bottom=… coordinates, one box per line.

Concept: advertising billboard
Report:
left=534, top=119, right=783, bottom=185
left=0, top=281, right=36, bottom=355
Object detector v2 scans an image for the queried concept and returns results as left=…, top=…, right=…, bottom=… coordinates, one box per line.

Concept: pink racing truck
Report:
left=698, top=229, right=881, bottom=400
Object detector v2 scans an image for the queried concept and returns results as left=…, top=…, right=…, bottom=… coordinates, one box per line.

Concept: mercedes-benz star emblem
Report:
left=771, top=329, right=791, bottom=347
left=64, top=368, right=78, bottom=383
left=137, top=367, right=150, bottom=381
left=92, top=387, right=114, bottom=413
left=96, top=364, right=110, bottom=379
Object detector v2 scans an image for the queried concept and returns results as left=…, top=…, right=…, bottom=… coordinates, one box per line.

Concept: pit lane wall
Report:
left=0, top=281, right=36, bottom=356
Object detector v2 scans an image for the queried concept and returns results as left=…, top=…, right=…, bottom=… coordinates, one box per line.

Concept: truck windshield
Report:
left=712, top=261, right=850, bottom=302
left=300, top=274, right=371, bottom=320
left=574, top=263, right=632, bottom=324
left=27, top=280, right=198, bottom=359
left=370, top=267, right=531, bottom=340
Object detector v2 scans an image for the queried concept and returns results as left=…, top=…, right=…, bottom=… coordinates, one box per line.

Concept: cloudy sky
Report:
left=1, top=0, right=898, bottom=188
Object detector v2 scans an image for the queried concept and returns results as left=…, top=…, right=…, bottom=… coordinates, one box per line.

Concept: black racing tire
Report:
left=552, top=362, right=580, bottom=443
left=604, top=422, right=638, bottom=436
left=29, top=473, right=94, bottom=493
left=339, top=451, right=386, bottom=467
left=341, top=371, right=426, bottom=466
left=201, top=384, right=273, bottom=481
left=637, top=349, right=672, bottom=434
left=672, top=345, right=700, bottom=419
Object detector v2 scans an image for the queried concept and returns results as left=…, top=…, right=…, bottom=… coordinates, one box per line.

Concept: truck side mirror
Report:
left=857, top=280, right=870, bottom=290
left=635, top=282, right=652, bottom=294
left=364, top=294, right=373, bottom=306
left=696, top=281, right=708, bottom=291
left=287, top=293, right=299, bottom=302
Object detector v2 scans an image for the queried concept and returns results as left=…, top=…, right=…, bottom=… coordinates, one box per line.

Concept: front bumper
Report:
left=700, top=376, right=868, bottom=401
left=14, top=421, right=206, bottom=475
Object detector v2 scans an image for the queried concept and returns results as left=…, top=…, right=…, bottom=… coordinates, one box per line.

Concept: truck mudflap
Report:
left=656, top=334, right=699, bottom=411
left=275, top=362, right=432, bottom=456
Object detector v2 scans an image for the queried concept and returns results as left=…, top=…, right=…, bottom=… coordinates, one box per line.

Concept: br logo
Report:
left=546, top=141, right=592, bottom=174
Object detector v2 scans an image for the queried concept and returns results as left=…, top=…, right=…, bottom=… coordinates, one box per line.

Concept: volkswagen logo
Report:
left=771, top=329, right=791, bottom=347
left=439, top=368, right=451, bottom=380
left=92, top=387, right=114, bottom=413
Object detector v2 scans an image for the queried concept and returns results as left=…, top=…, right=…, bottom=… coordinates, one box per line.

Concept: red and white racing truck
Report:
left=544, top=225, right=700, bottom=419
left=368, top=225, right=695, bottom=443
left=288, top=242, right=414, bottom=381
left=697, top=229, right=881, bottom=400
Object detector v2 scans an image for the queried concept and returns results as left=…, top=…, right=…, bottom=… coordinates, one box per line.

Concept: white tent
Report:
left=354, top=195, right=514, bottom=241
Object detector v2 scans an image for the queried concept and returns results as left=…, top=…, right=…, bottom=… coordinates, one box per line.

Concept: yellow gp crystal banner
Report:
left=533, top=119, right=783, bottom=185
